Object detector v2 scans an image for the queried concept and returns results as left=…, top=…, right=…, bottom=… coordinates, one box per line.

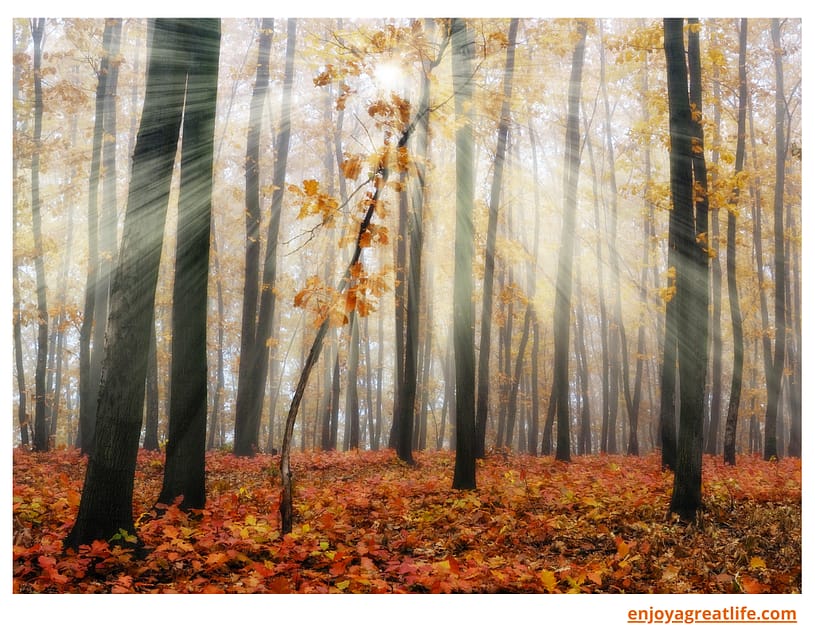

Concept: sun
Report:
left=373, top=60, right=404, bottom=94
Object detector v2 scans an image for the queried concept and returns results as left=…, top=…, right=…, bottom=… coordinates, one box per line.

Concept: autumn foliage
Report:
left=13, top=449, right=800, bottom=593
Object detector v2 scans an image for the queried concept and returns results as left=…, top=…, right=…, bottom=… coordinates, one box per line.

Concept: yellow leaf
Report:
left=303, top=179, right=320, bottom=196
left=749, top=556, right=766, bottom=569
left=539, top=569, right=557, bottom=592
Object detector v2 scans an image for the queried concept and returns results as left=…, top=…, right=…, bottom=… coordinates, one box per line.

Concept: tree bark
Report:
left=764, top=19, right=786, bottom=461
left=666, top=18, right=709, bottom=522
left=158, top=19, right=220, bottom=510
left=476, top=17, right=518, bottom=458
left=451, top=18, right=478, bottom=489
left=235, top=19, right=294, bottom=456
left=12, top=26, right=28, bottom=447
left=30, top=19, right=49, bottom=452
left=67, top=18, right=192, bottom=548
left=723, top=19, right=747, bottom=466
left=552, top=20, right=587, bottom=463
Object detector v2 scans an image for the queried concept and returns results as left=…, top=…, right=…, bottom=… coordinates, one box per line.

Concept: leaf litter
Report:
left=13, top=448, right=800, bottom=593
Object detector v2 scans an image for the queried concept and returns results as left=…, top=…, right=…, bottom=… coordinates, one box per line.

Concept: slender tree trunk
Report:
left=584, top=125, right=612, bottom=454
left=764, top=19, right=786, bottom=461
left=706, top=66, right=724, bottom=456
left=574, top=269, right=591, bottom=455
left=143, top=321, right=160, bottom=451
left=280, top=114, right=421, bottom=532
left=345, top=312, right=361, bottom=450
left=396, top=20, right=437, bottom=462
left=30, top=18, right=49, bottom=452
left=391, top=163, right=408, bottom=451
left=526, top=122, right=542, bottom=456
left=235, top=19, right=295, bottom=456
left=723, top=19, right=747, bottom=466
left=475, top=17, right=518, bottom=458
left=552, top=20, right=587, bottom=463
left=12, top=28, right=28, bottom=447
left=207, top=230, right=227, bottom=451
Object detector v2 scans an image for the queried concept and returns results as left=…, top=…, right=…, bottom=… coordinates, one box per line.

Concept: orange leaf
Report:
left=741, top=575, right=769, bottom=594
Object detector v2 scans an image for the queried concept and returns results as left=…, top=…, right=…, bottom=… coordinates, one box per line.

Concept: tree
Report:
left=30, top=18, right=49, bottom=452
left=763, top=19, right=786, bottom=461
left=723, top=19, right=747, bottom=466
left=665, top=18, right=709, bottom=523
left=235, top=19, right=297, bottom=456
left=551, top=20, right=587, bottom=463
left=67, top=19, right=220, bottom=548
left=12, top=22, right=30, bottom=448
left=395, top=18, right=444, bottom=464
left=78, top=19, right=122, bottom=455
left=475, top=17, right=519, bottom=458
left=234, top=19, right=273, bottom=456
left=451, top=17, right=477, bottom=490
left=157, top=19, right=220, bottom=509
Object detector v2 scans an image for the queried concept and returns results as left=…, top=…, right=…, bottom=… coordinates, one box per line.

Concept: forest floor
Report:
left=13, top=447, right=801, bottom=593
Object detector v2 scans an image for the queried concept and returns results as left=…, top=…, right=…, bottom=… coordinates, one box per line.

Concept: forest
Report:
left=11, top=16, right=802, bottom=600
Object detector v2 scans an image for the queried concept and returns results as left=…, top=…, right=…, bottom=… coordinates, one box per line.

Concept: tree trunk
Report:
left=450, top=18, right=478, bottom=489
left=280, top=113, right=421, bottom=531
left=77, top=19, right=121, bottom=455
left=666, top=18, right=709, bottom=523
left=143, top=321, right=160, bottom=451
left=30, top=19, right=49, bottom=452
left=12, top=27, right=28, bottom=447
left=345, top=312, right=361, bottom=450
left=552, top=20, right=587, bottom=463
left=235, top=19, right=294, bottom=456
left=526, top=121, right=542, bottom=456
left=476, top=17, right=518, bottom=458
left=723, top=19, right=747, bottom=466
left=67, top=18, right=192, bottom=548
left=158, top=19, right=220, bottom=510
left=764, top=19, right=786, bottom=461
left=584, top=122, right=612, bottom=454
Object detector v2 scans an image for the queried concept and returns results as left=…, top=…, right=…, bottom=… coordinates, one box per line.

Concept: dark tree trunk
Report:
left=345, top=312, right=361, bottom=450
left=723, top=19, right=747, bottom=466
left=552, top=20, right=587, bottom=463
left=158, top=19, right=220, bottom=510
left=234, top=20, right=271, bottom=455
left=78, top=19, right=121, bottom=455
left=764, top=19, right=786, bottom=461
left=666, top=18, right=709, bottom=522
left=235, top=19, right=295, bottom=456
left=30, top=19, right=49, bottom=452
left=391, top=162, right=408, bottom=451
left=476, top=17, right=518, bottom=458
left=67, top=18, right=191, bottom=548
left=706, top=68, right=724, bottom=456
left=451, top=18, right=477, bottom=490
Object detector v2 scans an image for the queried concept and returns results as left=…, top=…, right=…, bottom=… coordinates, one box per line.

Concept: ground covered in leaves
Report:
left=13, top=448, right=801, bottom=593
